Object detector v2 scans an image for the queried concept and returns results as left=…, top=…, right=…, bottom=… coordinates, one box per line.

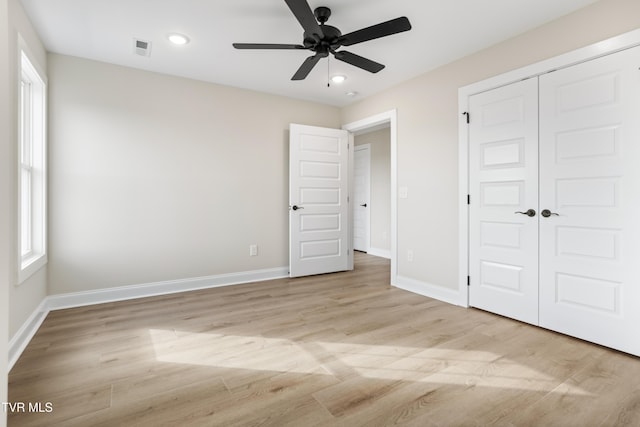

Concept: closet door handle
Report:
left=541, top=209, right=559, bottom=218
left=515, top=209, right=536, bottom=217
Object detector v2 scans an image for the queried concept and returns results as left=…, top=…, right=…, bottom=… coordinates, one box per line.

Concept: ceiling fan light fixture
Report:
left=168, top=33, right=190, bottom=45
left=330, top=74, right=347, bottom=84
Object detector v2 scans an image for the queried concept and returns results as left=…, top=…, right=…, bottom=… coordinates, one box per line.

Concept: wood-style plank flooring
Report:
left=8, top=253, right=640, bottom=426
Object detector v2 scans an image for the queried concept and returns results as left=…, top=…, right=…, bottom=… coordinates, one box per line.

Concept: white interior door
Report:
left=353, top=144, right=370, bottom=252
left=538, top=46, right=640, bottom=356
left=289, top=123, right=351, bottom=278
left=468, top=78, right=539, bottom=325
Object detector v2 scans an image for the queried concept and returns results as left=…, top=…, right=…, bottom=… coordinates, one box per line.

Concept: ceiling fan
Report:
left=232, top=0, right=412, bottom=81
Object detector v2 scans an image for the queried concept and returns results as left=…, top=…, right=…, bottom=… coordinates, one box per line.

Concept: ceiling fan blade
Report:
left=292, top=53, right=326, bottom=80
left=333, top=50, right=385, bottom=73
left=233, top=43, right=305, bottom=50
left=338, top=17, right=411, bottom=47
left=284, top=0, right=324, bottom=39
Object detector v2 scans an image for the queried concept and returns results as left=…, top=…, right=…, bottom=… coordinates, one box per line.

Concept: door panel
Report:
left=353, top=145, right=370, bottom=252
left=468, top=78, right=539, bottom=325
left=289, top=124, right=350, bottom=278
left=539, top=46, right=640, bottom=356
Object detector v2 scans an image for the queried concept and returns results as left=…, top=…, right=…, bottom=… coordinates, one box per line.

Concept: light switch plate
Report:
left=399, top=186, right=408, bottom=199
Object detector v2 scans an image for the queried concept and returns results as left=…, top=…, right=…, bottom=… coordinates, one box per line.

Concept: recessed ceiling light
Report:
left=330, top=75, right=347, bottom=84
left=168, top=33, right=190, bottom=45
left=345, top=91, right=358, bottom=97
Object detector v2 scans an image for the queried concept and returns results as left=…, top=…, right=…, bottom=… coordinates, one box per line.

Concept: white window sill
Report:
left=19, top=253, right=47, bottom=285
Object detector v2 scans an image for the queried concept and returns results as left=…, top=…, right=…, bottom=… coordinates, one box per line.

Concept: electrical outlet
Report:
left=249, top=244, right=258, bottom=256
left=407, top=249, right=414, bottom=262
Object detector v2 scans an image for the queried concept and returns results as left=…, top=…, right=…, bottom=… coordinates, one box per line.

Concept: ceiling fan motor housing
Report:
left=303, top=24, right=342, bottom=52
left=303, top=6, right=342, bottom=52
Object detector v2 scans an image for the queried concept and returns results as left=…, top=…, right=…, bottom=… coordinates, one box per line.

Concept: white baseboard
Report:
left=8, top=298, right=49, bottom=371
left=9, top=266, right=289, bottom=370
left=395, top=275, right=467, bottom=307
left=47, top=266, right=289, bottom=310
left=367, top=247, right=391, bottom=259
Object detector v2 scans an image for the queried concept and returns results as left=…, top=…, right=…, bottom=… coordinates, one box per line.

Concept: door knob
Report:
left=360, top=203, right=367, bottom=207
left=515, top=209, right=536, bottom=217
left=291, top=205, right=304, bottom=211
left=541, top=209, right=559, bottom=218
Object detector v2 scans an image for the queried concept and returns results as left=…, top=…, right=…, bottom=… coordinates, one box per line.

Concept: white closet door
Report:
left=468, top=78, right=539, bottom=325
left=539, top=46, right=640, bottom=356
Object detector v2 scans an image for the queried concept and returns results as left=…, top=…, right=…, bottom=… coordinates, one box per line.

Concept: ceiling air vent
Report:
left=133, top=38, right=152, bottom=57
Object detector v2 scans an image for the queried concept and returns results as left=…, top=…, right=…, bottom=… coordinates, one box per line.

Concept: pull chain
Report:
left=327, top=55, right=330, bottom=87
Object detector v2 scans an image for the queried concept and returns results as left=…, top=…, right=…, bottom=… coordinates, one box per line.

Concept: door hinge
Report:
left=467, top=276, right=470, bottom=287
left=462, top=112, right=470, bottom=124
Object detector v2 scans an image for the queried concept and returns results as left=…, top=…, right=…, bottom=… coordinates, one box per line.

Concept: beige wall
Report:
left=47, top=54, right=341, bottom=294
left=355, top=128, right=391, bottom=253
left=7, top=0, right=48, bottom=339
left=1, top=0, right=11, bottom=421
left=341, top=0, right=640, bottom=290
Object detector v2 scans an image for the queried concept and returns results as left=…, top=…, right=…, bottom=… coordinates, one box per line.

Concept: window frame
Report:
left=18, top=46, right=47, bottom=284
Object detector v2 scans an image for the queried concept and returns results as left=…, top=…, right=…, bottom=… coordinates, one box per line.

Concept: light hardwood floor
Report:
left=8, top=253, right=640, bottom=426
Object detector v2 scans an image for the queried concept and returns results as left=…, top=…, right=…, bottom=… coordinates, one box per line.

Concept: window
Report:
left=19, top=49, right=46, bottom=283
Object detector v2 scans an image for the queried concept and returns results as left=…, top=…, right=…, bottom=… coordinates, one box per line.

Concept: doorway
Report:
left=353, top=128, right=391, bottom=259
left=343, top=110, right=398, bottom=283
left=288, top=111, right=398, bottom=282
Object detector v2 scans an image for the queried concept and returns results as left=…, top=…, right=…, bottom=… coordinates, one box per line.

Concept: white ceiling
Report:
left=20, top=0, right=599, bottom=107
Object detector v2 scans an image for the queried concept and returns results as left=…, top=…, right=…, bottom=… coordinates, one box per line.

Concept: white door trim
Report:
left=458, top=28, right=640, bottom=308
left=343, top=110, right=398, bottom=284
